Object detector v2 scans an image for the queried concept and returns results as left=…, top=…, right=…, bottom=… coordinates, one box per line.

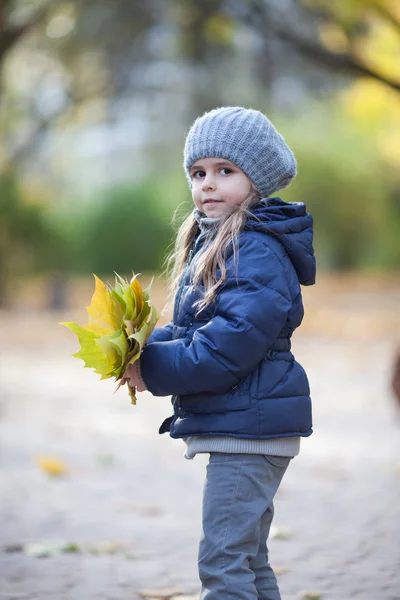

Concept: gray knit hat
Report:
left=183, top=106, right=297, bottom=197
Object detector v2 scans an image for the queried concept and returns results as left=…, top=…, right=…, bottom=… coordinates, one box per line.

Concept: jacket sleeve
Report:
left=146, top=321, right=174, bottom=344
left=140, top=236, right=292, bottom=397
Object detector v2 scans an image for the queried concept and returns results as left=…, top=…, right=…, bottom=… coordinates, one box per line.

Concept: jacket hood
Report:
left=246, top=198, right=316, bottom=286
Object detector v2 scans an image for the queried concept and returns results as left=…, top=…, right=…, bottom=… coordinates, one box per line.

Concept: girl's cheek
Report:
left=192, top=180, right=202, bottom=192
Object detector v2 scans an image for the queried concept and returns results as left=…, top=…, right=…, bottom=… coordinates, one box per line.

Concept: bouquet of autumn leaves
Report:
left=60, top=273, right=159, bottom=404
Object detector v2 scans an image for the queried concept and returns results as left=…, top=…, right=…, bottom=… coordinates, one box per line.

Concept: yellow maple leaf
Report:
left=36, top=456, right=69, bottom=477
left=84, top=274, right=125, bottom=335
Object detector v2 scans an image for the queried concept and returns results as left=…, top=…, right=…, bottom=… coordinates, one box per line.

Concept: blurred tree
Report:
left=243, top=0, right=400, bottom=92
left=3, top=0, right=399, bottom=90
left=0, top=0, right=52, bottom=63
left=0, top=170, right=66, bottom=306
left=2, top=0, right=400, bottom=170
left=280, top=106, right=400, bottom=269
left=65, top=179, right=175, bottom=276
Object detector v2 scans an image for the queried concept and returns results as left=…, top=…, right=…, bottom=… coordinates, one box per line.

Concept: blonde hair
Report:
left=162, top=187, right=261, bottom=318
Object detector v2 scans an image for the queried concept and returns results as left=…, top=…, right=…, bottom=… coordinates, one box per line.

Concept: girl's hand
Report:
left=120, top=360, right=147, bottom=392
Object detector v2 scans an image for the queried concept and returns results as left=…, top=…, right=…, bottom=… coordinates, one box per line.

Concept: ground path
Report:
left=1, top=274, right=399, bottom=600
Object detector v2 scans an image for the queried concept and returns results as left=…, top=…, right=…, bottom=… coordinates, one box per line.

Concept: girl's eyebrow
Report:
left=190, top=160, right=234, bottom=171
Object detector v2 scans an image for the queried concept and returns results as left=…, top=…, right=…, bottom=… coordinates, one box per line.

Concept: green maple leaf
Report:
left=60, top=322, right=118, bottom=379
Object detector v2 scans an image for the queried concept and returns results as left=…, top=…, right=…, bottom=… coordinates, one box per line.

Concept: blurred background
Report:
left=1, top=1, right=400, bottom=599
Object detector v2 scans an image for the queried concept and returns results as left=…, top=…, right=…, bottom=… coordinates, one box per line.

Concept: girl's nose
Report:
left=201, top=175, right=216, bottom=191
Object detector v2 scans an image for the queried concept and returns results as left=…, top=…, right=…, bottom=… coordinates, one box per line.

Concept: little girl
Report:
left=125, top=106, right=316, bottom=599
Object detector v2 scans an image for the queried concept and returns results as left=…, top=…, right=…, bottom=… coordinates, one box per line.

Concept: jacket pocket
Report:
left=251, top=357, right=293, bottom=399
left=264, top=455, right=292, bottom=469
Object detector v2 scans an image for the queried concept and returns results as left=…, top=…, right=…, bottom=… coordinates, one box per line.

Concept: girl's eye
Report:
left=191, top=167, right=232, bottom=178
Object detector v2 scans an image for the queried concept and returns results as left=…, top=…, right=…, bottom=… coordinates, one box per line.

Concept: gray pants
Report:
left=198, top=453, right=292, bottom=600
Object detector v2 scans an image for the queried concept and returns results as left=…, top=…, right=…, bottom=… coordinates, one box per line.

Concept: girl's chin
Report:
left=203, top=202, right=225, bottom=215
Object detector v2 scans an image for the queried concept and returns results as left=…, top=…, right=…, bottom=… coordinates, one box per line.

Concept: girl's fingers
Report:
left=119, top=363, right=140, bottom=389
left=125, top=363, right=137, bottom=378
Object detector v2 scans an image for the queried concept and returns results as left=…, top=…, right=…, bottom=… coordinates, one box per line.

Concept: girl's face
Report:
left=190, top=157, right=253, bottom=218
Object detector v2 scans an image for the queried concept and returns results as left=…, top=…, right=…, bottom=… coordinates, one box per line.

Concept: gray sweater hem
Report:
left=183, top=435, right=301, bottom=460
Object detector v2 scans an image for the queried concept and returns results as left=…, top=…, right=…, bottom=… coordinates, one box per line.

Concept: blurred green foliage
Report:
left=48, top=142, right=400, bottom=276
left=281, top=109, right=400, bottom=270
left=0, top=171, right=68, bottom=303
left=59, top=178, right=184, bottom=278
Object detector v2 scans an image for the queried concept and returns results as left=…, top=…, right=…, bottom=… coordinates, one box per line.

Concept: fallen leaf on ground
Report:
left=134, top=505, right=163, bottom=516
left=301, top=593, right=324, bottom=599
left=269, top=525, right=294, bottom=540
left=86, top=541, right=127, bottom=555
left=95, top=453, right=116, bottom=467
left=24, top=541, right=79, bottom=557
left=36, top=456, right=69, bottom=477
left=274, top=565, right=290, bottom=575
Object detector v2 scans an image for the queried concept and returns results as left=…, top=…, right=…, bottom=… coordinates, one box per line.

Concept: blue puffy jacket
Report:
left=140, top=197, right=316, bottom=440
